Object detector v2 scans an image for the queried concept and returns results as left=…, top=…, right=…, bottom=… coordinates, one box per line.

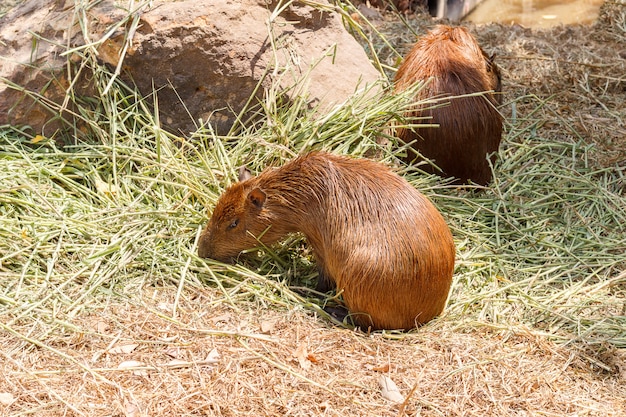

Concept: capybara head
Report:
left=198, top=182, right=263, bottom=262
left=198, top=168, right=298, bottom=262
left=484, top=52, right=502, bottom=103
left=394, top=25, right=503, bottom=185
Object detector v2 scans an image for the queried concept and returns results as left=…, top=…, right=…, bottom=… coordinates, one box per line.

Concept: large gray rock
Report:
left=0, top=0, right=382, bottom=138
left=0, top=0, right=94, bottom=137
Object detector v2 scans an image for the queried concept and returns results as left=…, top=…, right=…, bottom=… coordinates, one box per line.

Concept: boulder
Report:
left=0, top=0, right=382, bottom=138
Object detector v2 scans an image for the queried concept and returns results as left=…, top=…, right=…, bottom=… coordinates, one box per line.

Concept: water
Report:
left=463, top=0, right=604, bottom=28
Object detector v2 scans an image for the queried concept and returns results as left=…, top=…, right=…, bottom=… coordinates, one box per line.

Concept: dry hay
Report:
left=1, top=1, right=626, bottom=416
left=2, top=285, right=625, bottom=416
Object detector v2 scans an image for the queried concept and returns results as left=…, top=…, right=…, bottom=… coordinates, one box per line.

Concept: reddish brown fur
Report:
left=198, top=152, right=455, bottom=330
left=394, top=25, right=503, bottom=185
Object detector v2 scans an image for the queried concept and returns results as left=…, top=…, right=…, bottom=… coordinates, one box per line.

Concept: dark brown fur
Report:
left=198, top=152, right=455, bottom=330
left=394, top=25, right=503, bottom=185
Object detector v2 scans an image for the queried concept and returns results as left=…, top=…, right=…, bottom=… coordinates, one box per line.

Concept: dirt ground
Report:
left=1, top=1, right=625, bottom=416
left=4, top=288, right=626, bottom=416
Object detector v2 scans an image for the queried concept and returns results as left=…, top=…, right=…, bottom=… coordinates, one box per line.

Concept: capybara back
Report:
left=394, top=25, right=503, bottom=185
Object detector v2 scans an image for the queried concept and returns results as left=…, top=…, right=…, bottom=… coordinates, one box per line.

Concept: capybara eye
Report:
left=227, top=219, right=239, bottom=230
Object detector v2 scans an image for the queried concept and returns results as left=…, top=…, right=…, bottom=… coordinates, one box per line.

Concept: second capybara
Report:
left=394, top=25, right=503, bottom=185
left=198, top=152, right=455, bottom=330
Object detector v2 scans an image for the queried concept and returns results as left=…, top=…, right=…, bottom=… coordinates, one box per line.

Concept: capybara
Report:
left=198, top=152, right=455, bottom=330
left=394, top=25, right=503, bottom=185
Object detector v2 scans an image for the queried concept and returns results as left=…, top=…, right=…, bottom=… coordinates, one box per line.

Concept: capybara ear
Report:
left=248, top=188, right=266, bottom=209
left=487, top=53, right=497, bottom=72
left=238, top=166, right=253, bottom=182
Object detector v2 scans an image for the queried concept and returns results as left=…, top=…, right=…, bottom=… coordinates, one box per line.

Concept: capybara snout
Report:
left=198, top=181, right=274, bottom=262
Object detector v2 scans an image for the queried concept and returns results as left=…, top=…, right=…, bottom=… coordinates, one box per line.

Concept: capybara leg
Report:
left=323, top=305, right=350, bottom=325
left=315, top=268, right=336, bottom=293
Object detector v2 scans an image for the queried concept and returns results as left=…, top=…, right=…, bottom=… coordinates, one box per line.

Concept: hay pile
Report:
left=1, top=1, right=625, bottom=415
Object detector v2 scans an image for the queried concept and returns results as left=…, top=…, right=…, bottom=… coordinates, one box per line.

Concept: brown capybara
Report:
left=394, top=25, right=503, bottom=185
left=198, top=152, right=455, bottom=330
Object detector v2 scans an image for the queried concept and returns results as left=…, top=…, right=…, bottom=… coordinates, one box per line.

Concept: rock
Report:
left=0, top=0, right=381, bottom=138
left=0, top=0, right=95, bottom=138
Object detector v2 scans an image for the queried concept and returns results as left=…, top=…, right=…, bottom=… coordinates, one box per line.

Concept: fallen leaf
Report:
left=306, top=353, right=319, bottom=364
left=118, top=360, right=145, bottom=369
left=117, top=360, right=147, bottom=376
left=163, top=346, right=180, bottom=358
left=205, top=348, right=220, bottom=363
left=293, top=343, right=311, bottom=370
left=373, top=363, right=390, bottom=373
left=108, top=343, right=139, bottom=354
left=260, top=320, right=275, bottom=334
left=31, top=135, right=45, bottom=144
left=96, top=320, right=108, bottom=333
left=379, top=375, right=404, bottom=403
left=124, top=399, right=141, bottom=417
left=0, top=392, right=15, bottom=405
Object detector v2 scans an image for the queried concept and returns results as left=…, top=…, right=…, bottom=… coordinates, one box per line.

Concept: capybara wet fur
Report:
left=198, top=152, right=455, bottom=330
left=394, top=25, right=503, bottom=185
